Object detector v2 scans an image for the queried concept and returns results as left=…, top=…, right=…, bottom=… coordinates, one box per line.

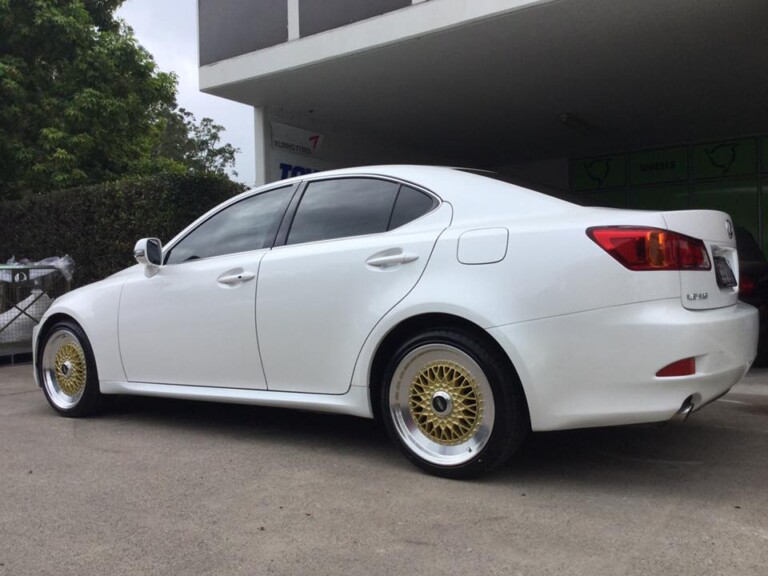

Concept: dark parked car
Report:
left=735, top=227, right=768, bottom=365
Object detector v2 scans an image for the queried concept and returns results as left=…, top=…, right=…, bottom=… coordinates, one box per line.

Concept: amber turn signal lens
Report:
left=587, top=227, right=711, bottom=271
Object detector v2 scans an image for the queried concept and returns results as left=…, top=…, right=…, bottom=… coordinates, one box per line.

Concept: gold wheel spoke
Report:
left=408, top=359, right=484, bottom=446
left=53, top=341, right=87, bottom=397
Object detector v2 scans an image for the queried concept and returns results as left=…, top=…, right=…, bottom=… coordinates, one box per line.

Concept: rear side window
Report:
left=287, top=178, right=399, bottom=245
left=388, top=185, right=436, bottom=230
left=165, top=186, right=293, bottom=264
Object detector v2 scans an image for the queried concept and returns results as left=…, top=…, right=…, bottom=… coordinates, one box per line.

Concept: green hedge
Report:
left=0, top=173, right=243, bottom=287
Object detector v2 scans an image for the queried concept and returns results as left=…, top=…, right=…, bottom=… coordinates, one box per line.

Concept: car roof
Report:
left=268, top=165, right=580, bottom=223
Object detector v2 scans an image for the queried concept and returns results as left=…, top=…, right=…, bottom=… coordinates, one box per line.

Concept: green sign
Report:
left=630, top=147, right=688, bottom=185
left=572, top=155, right=626, bottom=191
left=693, top=139, right=757, bottom=179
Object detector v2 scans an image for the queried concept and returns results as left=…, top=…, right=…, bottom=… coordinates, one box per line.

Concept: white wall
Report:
left=259, top=107, right=443, bottom=184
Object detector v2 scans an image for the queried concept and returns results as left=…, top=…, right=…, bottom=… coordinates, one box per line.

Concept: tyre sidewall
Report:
left=39, top=320, right=102, bottom=417
left=380, top=329, right=527, bottom=479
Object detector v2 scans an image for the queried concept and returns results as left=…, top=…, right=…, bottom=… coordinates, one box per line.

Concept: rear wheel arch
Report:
left=369, top=312, right=530, bottom=425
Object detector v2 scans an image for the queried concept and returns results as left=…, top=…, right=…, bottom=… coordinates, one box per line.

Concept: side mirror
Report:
left=134, top=238, right=163, bottom=267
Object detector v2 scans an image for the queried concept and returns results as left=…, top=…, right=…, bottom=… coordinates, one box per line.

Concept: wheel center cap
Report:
left=431, top=391, right=453, bottom=416
left=60, top=361, right=72, bottom=376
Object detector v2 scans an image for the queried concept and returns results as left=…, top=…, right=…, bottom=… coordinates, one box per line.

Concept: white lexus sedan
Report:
left=33, top=166, right=758, bottom=478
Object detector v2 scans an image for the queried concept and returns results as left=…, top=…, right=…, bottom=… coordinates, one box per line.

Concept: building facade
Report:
left=198, top=0, right=768, bottom=253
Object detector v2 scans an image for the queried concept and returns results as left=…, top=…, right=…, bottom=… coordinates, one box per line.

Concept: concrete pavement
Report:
left=1, top=365, right=766, bottom=576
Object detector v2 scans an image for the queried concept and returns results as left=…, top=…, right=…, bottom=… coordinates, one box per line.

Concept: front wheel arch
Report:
left=35, top=313, right=80, bottom=386
left=38, top=317, right=104, bottom=417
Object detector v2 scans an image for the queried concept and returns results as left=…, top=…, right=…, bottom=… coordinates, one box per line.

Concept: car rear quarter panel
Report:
left=411, top=209, right=680, bottom=328
left=353, top=208, right=681, bottom=394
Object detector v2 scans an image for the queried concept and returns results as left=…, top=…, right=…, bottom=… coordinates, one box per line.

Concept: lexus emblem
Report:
left=726, top=219, right=733, bottom=239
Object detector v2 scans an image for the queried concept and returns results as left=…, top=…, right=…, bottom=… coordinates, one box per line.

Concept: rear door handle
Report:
left=366, top=252, right=419, bottom=268
left=217, top=271, right=256, bottom=285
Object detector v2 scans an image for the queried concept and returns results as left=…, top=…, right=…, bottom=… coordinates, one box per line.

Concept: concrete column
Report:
left=253, top=106, right=268, bottom=186
left=287, top=0, right=300, bottom=40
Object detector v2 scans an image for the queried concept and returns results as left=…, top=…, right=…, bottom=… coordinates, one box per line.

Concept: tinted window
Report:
left=166, top=186, right=293, bottom=264
left=388, top=186, right=435, bottom=229
left=287, top=178, right=398, bottom=245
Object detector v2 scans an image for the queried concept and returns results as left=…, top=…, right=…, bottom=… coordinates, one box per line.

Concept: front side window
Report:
left=166, top=186, right=293, bottom=264
left=286, top=178, right=399, bottom=245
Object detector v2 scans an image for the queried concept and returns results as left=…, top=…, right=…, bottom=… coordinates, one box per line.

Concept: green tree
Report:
left=154, top=107, right=240, bottom=177
left=0, top=0, right=239, bottom=198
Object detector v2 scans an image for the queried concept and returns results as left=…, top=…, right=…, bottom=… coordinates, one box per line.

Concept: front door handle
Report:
left=217, top=271, right=256, bottom=285
left=366, top=251, right=419, bottom=268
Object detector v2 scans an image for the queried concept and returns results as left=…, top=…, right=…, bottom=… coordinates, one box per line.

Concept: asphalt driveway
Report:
left=1, top=365, right=766, bottom=576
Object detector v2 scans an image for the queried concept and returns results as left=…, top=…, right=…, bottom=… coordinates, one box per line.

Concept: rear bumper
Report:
left=488, top=300, right=758, bottom=431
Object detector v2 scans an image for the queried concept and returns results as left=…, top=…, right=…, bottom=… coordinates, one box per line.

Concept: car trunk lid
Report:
left=662, top=210, right=739, bottom=310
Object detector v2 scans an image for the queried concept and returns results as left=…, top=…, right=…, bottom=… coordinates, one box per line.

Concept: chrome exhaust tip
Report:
left=670, top=396, right=695, bottom=422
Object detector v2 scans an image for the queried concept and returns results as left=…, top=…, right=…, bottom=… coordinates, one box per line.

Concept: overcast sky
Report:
left=116, top=0, right=256, bottom=186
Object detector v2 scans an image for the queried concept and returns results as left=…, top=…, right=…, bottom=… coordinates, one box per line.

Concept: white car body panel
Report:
left=369, top=210, right=679, bottom=329
left=33, top=165, right=759, bottom=431
left=118, top=250, right=268, bottom=389
left=257, top=203, right=451, bottom=395
left=457, top=228, right=509, bottom=264
left=33, top=277, right=127, bottom=384
left=661, top=210, right=740, bottom=311
left=488, top=300, right=757, bottom=430
left=100, top=379, right=371, bottom=418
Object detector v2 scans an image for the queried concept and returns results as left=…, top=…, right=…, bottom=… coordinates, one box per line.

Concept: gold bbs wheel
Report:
left=41, top=327, right=90, bottom=411
left=53, top=341, right=87, bottom=396
left=409, top=360, right=483, bottom=445
left=388, top=343, right=496, bottom=467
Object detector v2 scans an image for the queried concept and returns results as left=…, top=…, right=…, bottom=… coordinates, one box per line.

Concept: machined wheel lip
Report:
left=389, top=343, right=496, bottom=467
left=41, top=329, right=87, bottom=410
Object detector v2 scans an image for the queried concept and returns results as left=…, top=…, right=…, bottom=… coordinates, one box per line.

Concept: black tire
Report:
left=380, top=328, right=528, bottom=479
left=39, top=320, right=104, bottom=417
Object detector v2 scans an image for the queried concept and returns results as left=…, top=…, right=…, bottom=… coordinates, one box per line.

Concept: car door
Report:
left=256, top=177, right=452, bottom=394
left=118, top=185, right=295, bottom=389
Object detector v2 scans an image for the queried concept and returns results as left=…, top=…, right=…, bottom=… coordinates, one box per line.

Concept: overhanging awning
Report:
left=201, top=0, right=768, bottom=166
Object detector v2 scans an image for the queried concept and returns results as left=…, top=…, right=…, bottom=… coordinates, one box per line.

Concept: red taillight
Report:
left=656, top=358, right=696, bottom=377
left=587, top=227, right=711, bottom=271
left=740, top=274, right=755, bottom=297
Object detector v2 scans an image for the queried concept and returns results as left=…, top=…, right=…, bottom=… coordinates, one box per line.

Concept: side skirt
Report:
left=100, top=380, right=374, bottom=419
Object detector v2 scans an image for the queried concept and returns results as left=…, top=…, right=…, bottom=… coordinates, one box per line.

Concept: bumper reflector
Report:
left=656, top=358, right=695, bottom=377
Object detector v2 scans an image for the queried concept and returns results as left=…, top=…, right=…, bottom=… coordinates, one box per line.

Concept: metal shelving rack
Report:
left=0, top=265, right=71, bottom=366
